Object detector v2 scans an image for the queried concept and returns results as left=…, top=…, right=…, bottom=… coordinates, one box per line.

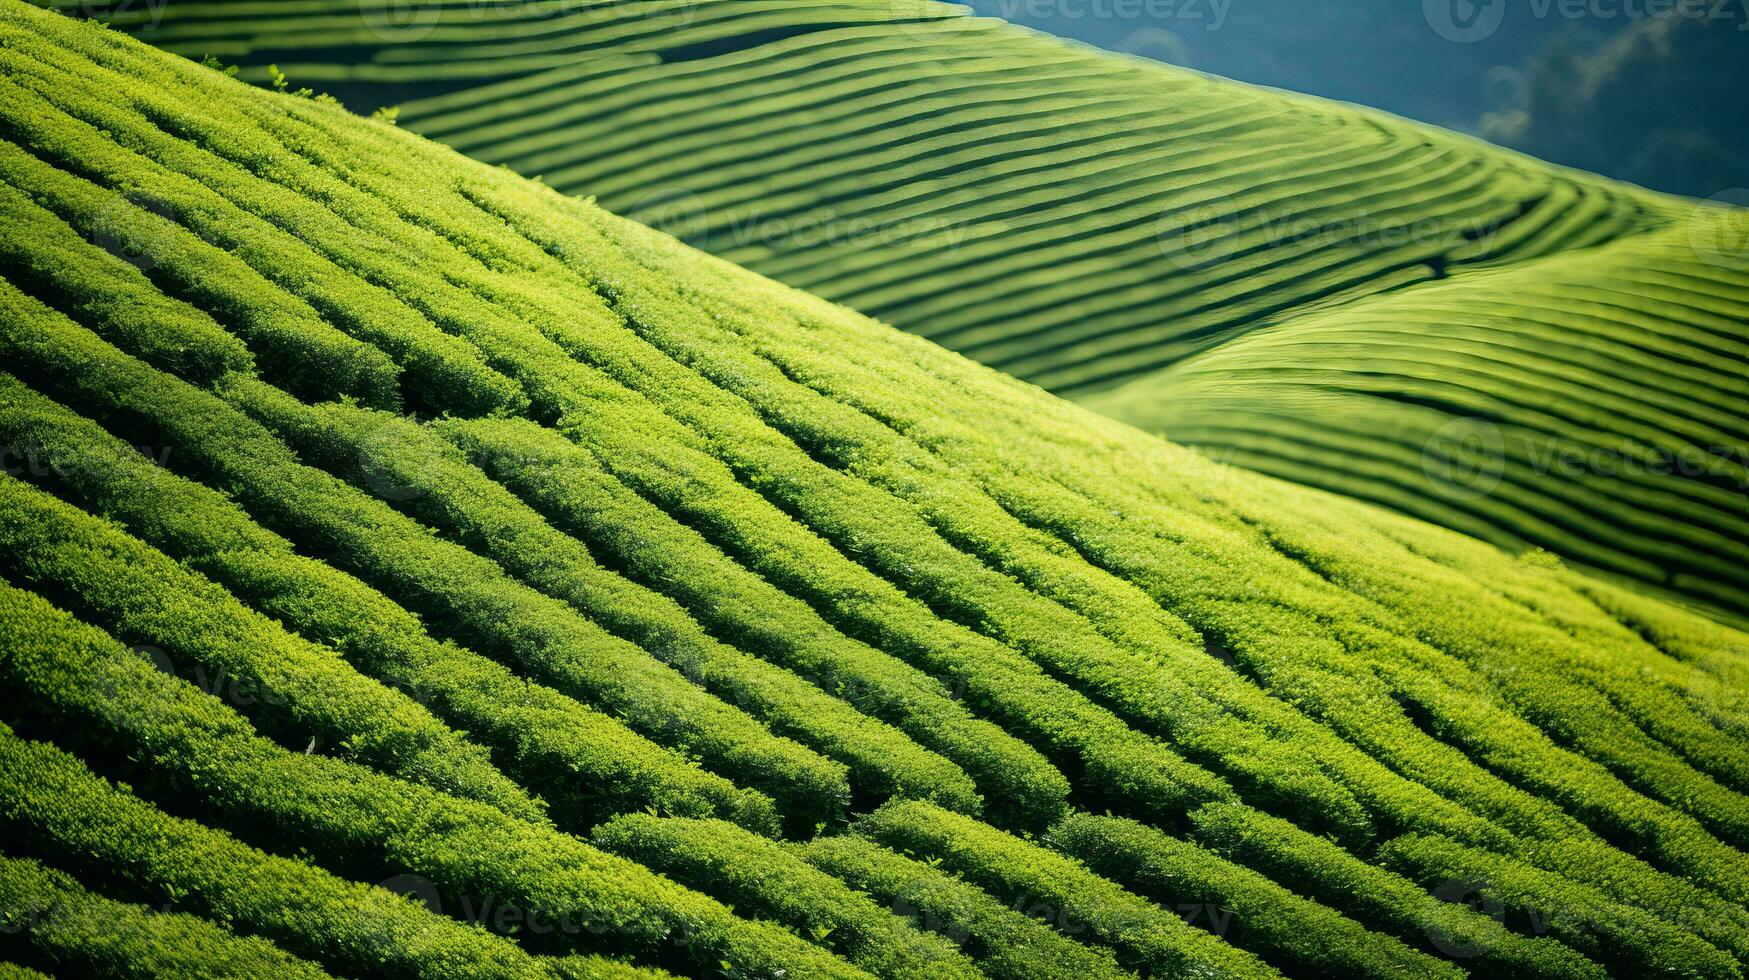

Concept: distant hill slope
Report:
left=3, top=5, right=1749, bottom=977
left=64, top=0, right=1678, bottom=399
left=54, top=0, right=1748, bottom=623
left=1084, top=219, right=1749, bottom=621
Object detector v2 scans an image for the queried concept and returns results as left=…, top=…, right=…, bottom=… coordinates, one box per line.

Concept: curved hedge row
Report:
left=739, top=279, right=1749, bottom=946
left=0, top=128, right=398, bottom=409
left=0, top=372, right=778, bottom=833
left=0, top=580, right=868, bottom=978
left=0, top=472, right=541, bottom=823
left=593, top=815, right=980, bottom=979
left=1184, top=802, right=1606, bottom=979
left=231, top=384, right=1000, bottom=820
left=857, top=801, right=1282, bottom=979
left=1087, top=222, right=1749, bottom=620
left=1050, top=813, right=1458, bottom=980
left=0, top=178, right=250, bottom=385
left=796, top=834, right=1133, bottom=980
left=0, top=281, right=849, bottom=824
left=474, top=356, right=1241, bottom=825
left=10, top=11, right=1244, bottom=832
left=0, top=43, right=524, bottom=416
left=444, top=414, right=1070, bottom=825
left=0, top=45, right=529, bottom=419
left=75, top=0, right=1749, bottom=622
left=78, top=0, right=1667, bottom=396
left=0, top=729, right=561, bottom=979
left=1380, top=833, right=1742, bottom=980
left=544, top=957, right=674, bottom=980
left=1, top=7, right=1745, bottom=977
left=0, top=855, right=330, bottom=980
left=0, top=14, right=1245, bottom=836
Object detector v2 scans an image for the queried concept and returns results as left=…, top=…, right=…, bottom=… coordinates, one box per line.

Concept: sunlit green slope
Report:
left=1084, top=218, right=1749, bottom=621
left=56, top=0, right=1748, bottom=621
left=64, top=0, right=1677, bottom=397
left=2, top=5, right=1749, bottom=978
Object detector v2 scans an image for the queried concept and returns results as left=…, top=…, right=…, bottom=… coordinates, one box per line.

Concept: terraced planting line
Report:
left=75, top=0, right=1669, bottom=391
left=443, top=415, right=1070, bottom=825
left=1091, top=226, right=1749, bottom=617
left=0, top=578, right=869, bottom=978
left=1049, top=812, right=1459, bottom=979
left=644, top=234, right=1749, bottom=947
left=0, top=279, right=852, bottom=825
left=591, top=198, right=1749, bottom=858
left=3, top=5, right=1748, bottom=976
left=229, top=383, right=1007, bottom=821
left=1184, top=802, right=1608, bottom=979
left=0, top=470, right=546, bottom=824
left=858, top=800, right=1284, bottom=979
left=0, top=373, right=780, bottom=833
left=0, top=723, right=636, bottom=980
left=0, top=855, right=333, bottom=980
left=593, top=814, right=983, bottom=979
left=1380, top=833, right=1742, bottom=979
left=72, top=0, right=1747, bottom=621
left=794, top=834, right=1136, bottom=980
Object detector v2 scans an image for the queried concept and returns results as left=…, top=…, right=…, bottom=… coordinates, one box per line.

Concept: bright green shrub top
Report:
left=0, top=4, right=1745, bottom=978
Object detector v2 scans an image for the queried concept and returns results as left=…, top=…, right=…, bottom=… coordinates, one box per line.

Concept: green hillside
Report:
left=2, top=4, right=1749, bottom=977
left=1084, top=219, right=1749, bottom=621
left=62, top=0, right=1678, bottom=390
left=53, top=0, right=1749, bottom=623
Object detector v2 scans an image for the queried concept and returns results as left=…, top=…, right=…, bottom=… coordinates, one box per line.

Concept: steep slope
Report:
left=1084, top=219, right=1749, bottom=620
left=54, top=0, right=1749, bottom=622
left=2, top=4, right=1748, bottom=978
left=64, top=0, right=1676, bottom=395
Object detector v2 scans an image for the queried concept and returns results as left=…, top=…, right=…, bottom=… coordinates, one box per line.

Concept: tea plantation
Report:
left=0, top=3, right=1746, bottom=978
left=58, top=0, right=1749, bottom=622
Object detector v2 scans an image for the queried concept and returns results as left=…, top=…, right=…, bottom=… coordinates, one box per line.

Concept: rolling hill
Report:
left=1, top=3, right=1749, bottom=977
left=53, top=0, right=1749, bottom=624
left=1082, top=218, right=1749, bottom=622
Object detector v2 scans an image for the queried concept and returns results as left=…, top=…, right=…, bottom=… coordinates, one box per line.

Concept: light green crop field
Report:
left=1, top=4, right=1748, bottom=978
left=54, top=0, right=1749, bottom=623
left=1084, top=220, right=1749, bottom=623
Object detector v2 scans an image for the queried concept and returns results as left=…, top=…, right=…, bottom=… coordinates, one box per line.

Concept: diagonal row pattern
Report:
left=0, top=5, right=1746, bottom=978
